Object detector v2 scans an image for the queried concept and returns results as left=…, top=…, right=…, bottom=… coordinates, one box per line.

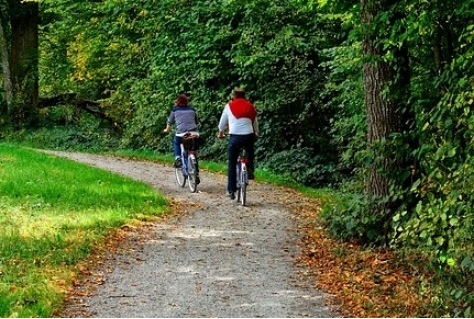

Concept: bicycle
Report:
left=174, top=132, right=200, bottom=193
left=235, top=150, right=249, bottom=206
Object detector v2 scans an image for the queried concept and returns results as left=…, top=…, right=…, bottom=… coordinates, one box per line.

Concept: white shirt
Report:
left=218, top=103, right=259, bottom=135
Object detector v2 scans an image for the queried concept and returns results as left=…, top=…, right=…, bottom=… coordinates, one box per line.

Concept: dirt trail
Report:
left=45, top=151, right=342, bottom=318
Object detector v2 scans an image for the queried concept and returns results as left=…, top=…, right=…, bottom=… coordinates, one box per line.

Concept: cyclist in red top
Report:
left=218, top=88, right=259, bottom=199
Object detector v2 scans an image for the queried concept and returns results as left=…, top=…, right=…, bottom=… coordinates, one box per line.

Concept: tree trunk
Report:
left=10, top=0, right=39, bottom=125
left=0, top=16, right=13, bottom=114
left=361, top=0, right=399, bottom=213
left=363, top=58, right=395, bottom=204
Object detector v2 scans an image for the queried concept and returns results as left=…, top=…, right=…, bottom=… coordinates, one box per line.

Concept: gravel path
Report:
left=45, top=151, right=342, bottom=318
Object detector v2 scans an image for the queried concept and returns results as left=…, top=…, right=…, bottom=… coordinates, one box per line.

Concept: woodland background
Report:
left=1, top=0, right=474, bottom=316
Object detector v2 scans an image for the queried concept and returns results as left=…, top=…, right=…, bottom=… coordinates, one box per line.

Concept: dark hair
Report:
left=176, top=94, right=188, bottom=106
left=232, top=88, right=246, bottom=99
left=179, top=91, right=192, bottom=99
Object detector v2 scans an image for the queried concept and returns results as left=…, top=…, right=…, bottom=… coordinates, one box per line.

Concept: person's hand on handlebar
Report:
left=163, top=124, right=172, bottom=134
left=217, top=131, right=226, bottom=139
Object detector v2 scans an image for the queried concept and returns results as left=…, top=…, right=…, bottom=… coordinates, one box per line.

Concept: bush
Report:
left=263, top=147, right=338, bottom=187
left=321, top=193, right=391, bottom=245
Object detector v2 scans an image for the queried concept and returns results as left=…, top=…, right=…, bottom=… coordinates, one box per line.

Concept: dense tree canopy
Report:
left=38, top=0, right=341, bottom=186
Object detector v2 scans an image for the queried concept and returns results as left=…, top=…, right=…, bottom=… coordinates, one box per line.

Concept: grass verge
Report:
left=0, top=143, right=168, bottom=317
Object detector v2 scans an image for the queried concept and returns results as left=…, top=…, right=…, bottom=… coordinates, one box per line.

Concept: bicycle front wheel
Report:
left=236, top=163, right=247, bottom=206
left=236, top=162, right=242, bottom=202
left=187, top=154, right=198, bottom=193
left=239, top=169, right=247, bottom=206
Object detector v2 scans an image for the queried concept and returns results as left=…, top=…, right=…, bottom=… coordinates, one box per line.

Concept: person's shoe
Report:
left=174, top=158, right=182, bottom=168
left=228, top=192, right=235, bottom=200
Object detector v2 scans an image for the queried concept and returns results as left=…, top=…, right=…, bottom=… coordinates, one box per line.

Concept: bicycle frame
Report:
left=179, top=143, right=189, bottom=176
left=236, top=156, right=248, bottom=186
left=174, top=133, right=199, bottom=193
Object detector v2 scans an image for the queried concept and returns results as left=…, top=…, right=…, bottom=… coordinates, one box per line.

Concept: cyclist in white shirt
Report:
left=218, top=88, right=258, bottom=199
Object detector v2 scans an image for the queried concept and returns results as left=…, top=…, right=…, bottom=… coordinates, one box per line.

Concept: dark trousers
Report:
left=173, top=135, right=182, bottom=159
left=227, top=134, right=255, bottom=193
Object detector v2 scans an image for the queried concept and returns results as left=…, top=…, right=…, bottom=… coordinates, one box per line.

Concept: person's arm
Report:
left=252, top=117, right=259, bottom=137
left=218, top=105, right=229, bottom=138
left=163, top=109, right=175, bottom=133
left=194, top=110, right=199, bottom=128
left=163, top=123, right=172, bottom=133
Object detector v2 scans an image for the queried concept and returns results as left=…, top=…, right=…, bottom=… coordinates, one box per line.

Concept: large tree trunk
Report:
left=10, top=0, right=39, bottom=125
left=362, top=54, right=395, bottom=205
left=361, top=0, right=410, bottom=215
left=0, top=16, right=13, bottom=114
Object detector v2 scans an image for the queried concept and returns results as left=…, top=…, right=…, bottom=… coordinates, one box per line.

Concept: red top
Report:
left=229, top=98, right=257, bottom=122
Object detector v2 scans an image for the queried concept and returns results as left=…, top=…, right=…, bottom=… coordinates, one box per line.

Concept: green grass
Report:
left=0, top=143, right=168, bottom=317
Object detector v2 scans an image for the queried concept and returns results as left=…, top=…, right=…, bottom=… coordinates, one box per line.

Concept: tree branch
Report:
left=39, top=93, right=122, bottom=128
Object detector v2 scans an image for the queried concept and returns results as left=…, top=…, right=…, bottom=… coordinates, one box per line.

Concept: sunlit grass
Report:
left=0, top=143, right=168, bottom=317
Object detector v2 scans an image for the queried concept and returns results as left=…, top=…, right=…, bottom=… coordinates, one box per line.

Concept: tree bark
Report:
left=363, top=57, right=395, bottom=202
left=0, top=14, right=13, bottom=113
left=38, top=93, right=122, bottom=129
left=361, top=0, right=400, bottom=213
left=10, top=0, right=39, bottom=124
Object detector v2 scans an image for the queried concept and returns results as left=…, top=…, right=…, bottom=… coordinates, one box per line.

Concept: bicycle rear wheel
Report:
left=187, top=154, right=198, bottom=193
left=174, top=158, right=186, bottom=188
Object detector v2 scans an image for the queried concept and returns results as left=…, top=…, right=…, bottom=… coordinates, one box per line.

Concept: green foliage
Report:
left=321, top=192, right=390, bottom=245
left=2, top=106, right=121, bottom=151
left=318, top=0, right=474, bottom=315
left=37, top=0, right=344, bottom=185
left=425, top=252, right=474, bottom=318
left=386, top=0, right=474, bottom=274
left=265, top=147, right=338, bottom=186
left=321, top=41, right=365, bottom=182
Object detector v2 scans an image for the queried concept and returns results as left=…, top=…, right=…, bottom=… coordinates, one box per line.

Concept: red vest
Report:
left=229, top=98, right=257, bottom=121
